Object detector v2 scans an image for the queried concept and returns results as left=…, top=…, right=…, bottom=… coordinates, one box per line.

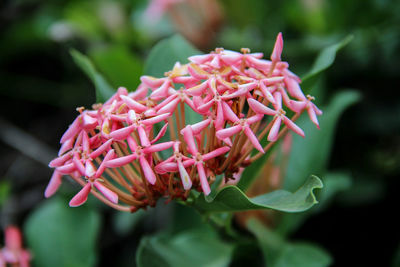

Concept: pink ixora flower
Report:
left=0, top=226, right=31, bottom=267
left=46, top=33, right=322, bottom=212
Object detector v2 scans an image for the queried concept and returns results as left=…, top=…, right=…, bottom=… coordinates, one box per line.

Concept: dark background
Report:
left=1, top=0, right=399, bottom=266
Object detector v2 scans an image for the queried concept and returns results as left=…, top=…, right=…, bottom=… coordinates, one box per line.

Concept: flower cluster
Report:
left=0, top=226, right=31, bottom=267
left=46, top=33, right=322, bottom=212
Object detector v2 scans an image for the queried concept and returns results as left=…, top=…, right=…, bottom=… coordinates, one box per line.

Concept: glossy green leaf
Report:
left=284, top=90, right=361, bottom=191
left=136, top=229, right=233, bottom=267
left=70, top=49, right=115, bottom=102
left=248, top=219, right=331, bottom=267
left=143, top=34, right=201, bottom=77
left=25, top=197, right=100, bottom=267
left=302, top=35, right=353, bottom=82
left=89, top=45, right=143, bottom=91
left=192, top=175, right=323, bottom=213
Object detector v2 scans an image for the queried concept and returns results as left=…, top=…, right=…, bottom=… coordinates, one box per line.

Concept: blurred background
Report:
left=0, top=0, right=399, bottom=266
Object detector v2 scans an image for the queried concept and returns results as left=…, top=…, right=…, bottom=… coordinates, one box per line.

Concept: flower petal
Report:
left=69, top=183, right=91, bottom=207
left=93, top=181, right=118, bottom=204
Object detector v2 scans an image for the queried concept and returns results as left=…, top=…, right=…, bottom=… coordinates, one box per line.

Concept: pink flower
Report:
left=0, top=226, right=31, bottom=267
left=47, top=33, right=322, bottom=212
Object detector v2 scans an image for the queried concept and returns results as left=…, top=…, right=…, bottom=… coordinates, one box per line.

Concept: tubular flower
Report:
left=46, top=33, right=322, bottom=212
left=0, top=226, right=31, bottom=267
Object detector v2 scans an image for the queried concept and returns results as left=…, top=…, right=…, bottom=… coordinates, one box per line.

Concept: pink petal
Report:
left=186, top=80, right=209, bottom=96
left=56, top=162, right=76, bottom=174
left=267, top=117, right=282, bottom=142
left=60, top=117, right=80, bottom=144
left=216, top=125, right=242, bottom=140
left=5, top=226, right=22, bottom=250
left=151, top=123, right=169, bottom=144
left=187, top=64, right=208, bottom=80
left=69, top=183, right=91, bottom=207
left=191, top=119, right=211, bottom=135
left=138, top=126, right=151, bottom=147
left=197, top=99, right=215, bottom=113
left=89, top=138, right=113, bottom=159
left=188, top=54, right=213, bottom=64
left=155, top=94, right=177, bottom=111
left=222, top=101, right=239, bottom=122
left=197, top=163, right=211, bottom=195
left=45, top=170, right=63, bottom=198
left=82, top=113, right=97, bottom=129
left=129, top=83, right=148, bottom=100
left=244, top=126, right=264, bottom=153
left=288, top=99, right=307, bottom=113
left=120, top=95, right=147, bottom=113
left=58, top=138, right=74, bottom=156
left=49, top=153, right=71, bottom=167
left=139, top=156, right=156, bottom=185
left=215, top=101, right=224, bottom=130
left=283, top=116, right=305, bottom=137
left=85, top=160, right=96, bottom=177
left=284, top=77, right=306, bottom=100
left=259, top=82, right=276, bottom=104
left=210, top=55, right=221, bottom=68
left=109, top=125, right=135, bottom=140
left=72, top=155, right=86, bottom=175
left=144, top=141, right=174, bottom=153
left=150, top=80, right=171, bottom=99
left=307, top=107, right=320, bottom=129
left=155, top=162, right=178, bottom=173
left=247, top=114, right=264, bottom=124
left=181, top=126, right=198, bottom=154
left=178, top=160, right=192, bottom=190
left=273, top=91, right=283, bottom=110
left=105, top=154, right=137, bottom=168
left=93, top=181, right=118, bottom=204
left=140, top=76, right=164, bottom=88
left=157, top=97, right=180, bottom=114
left=202, top=146, right=230, bottom=161
left=127, top=135, right=138, bottom=151
left=248, top=98, right=276, bottom=115
left=141, top=113, right=170, bottom=126
left=95, top=149, right=115, bottom=177
left=271, top=32, right=283, bottom=62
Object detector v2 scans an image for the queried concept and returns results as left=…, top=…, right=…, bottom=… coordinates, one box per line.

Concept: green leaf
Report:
left=25, top=197, right=100, bottom=267
left=143, top=34, right=202, bottom=77
left=136, top=229, right=233, bottom=267
left=248, top=219, right=332, bottom=267
left=284, top=90, right=361, bottom=191
left=302, top=35, right=353, bottom=82
left=192, top=175, right=323, bottom=213
left=70, top=49, right=115, bottom=102
left=89, top=45, right=143, bottom=91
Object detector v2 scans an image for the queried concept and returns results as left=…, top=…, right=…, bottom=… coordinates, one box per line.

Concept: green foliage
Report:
left=136, top=229, right=233, bottom=267
left=248, top=219, right=332, bottom=267
left=0, top=180, right=10, bottom=207
left=89, top=45, right=143, bottom=91
left=70, top=49, right=115, bottom=103
left=301, top=35, right=354, bottom=91
left=192, top=176, right=322, bottom=213
left=143, top=34, right=202, bottom=77
left=284, top=90, right=361, bottom=191
left=25, top=197, right=100, bottom=267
